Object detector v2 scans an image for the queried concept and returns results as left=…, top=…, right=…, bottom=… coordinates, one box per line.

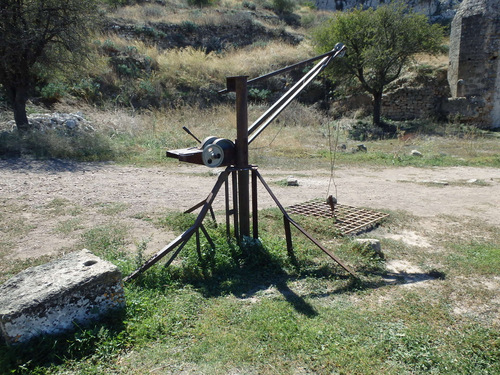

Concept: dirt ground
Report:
left=1, top=158, right=499, bottom=261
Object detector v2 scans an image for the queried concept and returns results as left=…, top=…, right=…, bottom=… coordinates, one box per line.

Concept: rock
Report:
left=357, top=144, right=367, bottom=152
left=0, top=249, right=124, bottom=345
left=315, top=0, right=461, bottom=23
left=65, top=119, right=77, bottom=129
left=411, top=150, right=423, bottom=157
left=287, top=176, right=299, bottom=186
left=6, top=112, right=95, bottom=134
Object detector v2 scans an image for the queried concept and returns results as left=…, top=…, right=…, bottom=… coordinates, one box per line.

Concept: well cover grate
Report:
left=287, top=200, right=389, bottom=235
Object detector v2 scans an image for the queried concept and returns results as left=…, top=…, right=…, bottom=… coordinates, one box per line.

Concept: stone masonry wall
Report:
left=382, top=69, right=450, bottom=121
left=336, top=68, right=450, bottom=121
left=447, top=0, right=500, bottom=128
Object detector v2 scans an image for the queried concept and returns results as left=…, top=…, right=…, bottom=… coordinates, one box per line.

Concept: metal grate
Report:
left=287, top=200, right=389, bottom=235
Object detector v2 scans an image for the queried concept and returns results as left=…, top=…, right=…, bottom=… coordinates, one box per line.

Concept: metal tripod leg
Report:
left=124, top=168, right=231, bottom=282
left=254, top=169, right=357, bottom=278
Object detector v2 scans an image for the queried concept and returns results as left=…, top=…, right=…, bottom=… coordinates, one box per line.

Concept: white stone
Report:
left=0, top=249, right=124, bottom=345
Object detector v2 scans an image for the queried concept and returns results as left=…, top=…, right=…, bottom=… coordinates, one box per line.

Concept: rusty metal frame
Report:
left=126, top=43, right=356, bottom=281
left=287, top=200, right=389, bottom=236
left=125, top=164, right=357, bottom=281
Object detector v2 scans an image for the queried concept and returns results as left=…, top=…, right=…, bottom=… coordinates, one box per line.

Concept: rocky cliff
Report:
left=315, top=0, right=462, bottom=22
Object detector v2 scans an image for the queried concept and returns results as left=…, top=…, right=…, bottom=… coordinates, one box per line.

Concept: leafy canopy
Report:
left=0, top=0, right=98, bottom=131
left=313, top=2, right=445, bottom=126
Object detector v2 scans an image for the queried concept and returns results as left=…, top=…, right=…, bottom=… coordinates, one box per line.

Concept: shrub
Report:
left=187, top=0, right=214, bottom=7
left=272, top=0, right=296, bottom=13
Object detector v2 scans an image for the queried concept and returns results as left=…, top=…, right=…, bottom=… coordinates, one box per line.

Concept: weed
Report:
left=81, top=223, right=129, bottom=265
left=55, top=218, right=84, bottom=235
left=156, top=211, right=198, bottom=232
left=96, top=202, right=129, bottom=216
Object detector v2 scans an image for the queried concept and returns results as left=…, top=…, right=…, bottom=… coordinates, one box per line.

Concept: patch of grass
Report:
left=43, top=198, right=82, bottom=217
left=96, top=202, right=129, bottom=215
left=0, top=130, right=116, bottom=161
left=447, top=241, right=500, bottom=276
left=0, top=217, right=36, bottom=238
left=156, top=211, right=198, bottom=232
left=1, top=211, right=499, bottom=374
left=55, top=218, right=84, bottom=235
left=81, top=223, right=131, bottom=271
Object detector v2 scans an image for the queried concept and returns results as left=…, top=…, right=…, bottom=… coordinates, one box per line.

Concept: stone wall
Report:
left=315, top=0, right=462, bottom=22
left=335, top=68, right=450, bottom=121
left=382, top=69, right=450, bottom=121
left=447, top=0, right=500, bottom=128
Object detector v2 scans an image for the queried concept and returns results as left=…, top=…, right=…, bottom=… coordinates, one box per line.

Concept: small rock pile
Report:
left=7, top=112, right=95, bottom=134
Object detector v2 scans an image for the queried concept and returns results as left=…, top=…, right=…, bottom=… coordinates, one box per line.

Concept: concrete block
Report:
left=0, top=249, right=125, bottom=345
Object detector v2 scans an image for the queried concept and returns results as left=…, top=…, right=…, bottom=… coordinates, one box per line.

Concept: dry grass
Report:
left=122, top=38, right=313, bottom=87
left=109, top=2, right=279, bottom=28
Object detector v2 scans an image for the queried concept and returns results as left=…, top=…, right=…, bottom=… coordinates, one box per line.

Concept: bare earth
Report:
left=1, top=159, right=499, bottom=261
left=1, top=159, right=499, bottom=325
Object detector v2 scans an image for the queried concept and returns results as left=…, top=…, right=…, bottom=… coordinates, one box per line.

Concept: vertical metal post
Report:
left=230, top=76, right=250, bottom=239
left=232, top=170, right=239, bottom=239
left=252, top=168, right=258, bottom=239
left=283, top=216, right=295, bottom=263
left=225, top=175, right=230, bottom=238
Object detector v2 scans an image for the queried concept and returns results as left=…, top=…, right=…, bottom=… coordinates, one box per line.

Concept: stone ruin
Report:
left=0, top=249, right=125, bottom=345
left=315, top=0, right=500, bottom=129
left=446, top=0, right=500, bottom=129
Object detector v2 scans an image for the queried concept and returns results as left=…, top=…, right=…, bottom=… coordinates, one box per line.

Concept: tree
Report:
left=0, top=0, right=98, bottom=133
left=314, top=2, right=445, bottom=130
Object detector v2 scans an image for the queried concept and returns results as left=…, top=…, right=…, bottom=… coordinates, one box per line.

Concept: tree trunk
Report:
left=372, top=91, right=382, bottom=127
left=9, top=85, right=30, bottom=134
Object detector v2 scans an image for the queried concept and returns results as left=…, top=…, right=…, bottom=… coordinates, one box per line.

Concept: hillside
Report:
left=0, top=1, right=452, bottom=119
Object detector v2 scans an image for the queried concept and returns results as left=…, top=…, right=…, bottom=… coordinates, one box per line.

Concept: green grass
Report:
left=1, top=210, right=499, bottom=374
left=447, top=242, right=500, bottom=276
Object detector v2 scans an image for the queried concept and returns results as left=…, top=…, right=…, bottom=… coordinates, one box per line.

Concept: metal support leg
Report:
left=252, top=168, right=258, bottom=239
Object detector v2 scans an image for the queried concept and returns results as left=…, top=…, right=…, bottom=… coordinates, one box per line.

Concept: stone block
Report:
left=0, top=249, right=125, bottom=345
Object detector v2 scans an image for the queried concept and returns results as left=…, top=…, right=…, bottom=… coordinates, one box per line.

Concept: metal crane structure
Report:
left=124, top=43, right=357, bottom=282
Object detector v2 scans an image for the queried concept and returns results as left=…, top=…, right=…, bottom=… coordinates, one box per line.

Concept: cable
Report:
left=323, top=71, right=339, bottom=202
left=326, top=119, right=339, bottom=201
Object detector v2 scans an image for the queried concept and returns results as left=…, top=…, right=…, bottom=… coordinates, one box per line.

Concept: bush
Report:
left=272, top=0, right=296, bottom=13
left=39, top=82, right=69, bottom=102
left=187, top=0, right=214, bottom=7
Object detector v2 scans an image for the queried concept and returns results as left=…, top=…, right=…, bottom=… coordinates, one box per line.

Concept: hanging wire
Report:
left=323, top=71, right=339, bottom=201
left=250, top=119, right=286, bottom=150
left=326, top=119, right=340, bottom=200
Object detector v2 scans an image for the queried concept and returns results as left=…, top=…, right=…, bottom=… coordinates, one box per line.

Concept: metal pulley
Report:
left=201, top=137, right=235, bottom=167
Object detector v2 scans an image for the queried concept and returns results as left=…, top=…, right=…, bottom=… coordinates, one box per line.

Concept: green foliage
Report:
left=181, top=20, right=199, bottom=32
left=39, top=82, right=69, bottom=102
left=248, top=88, right=272, bottom=101
left=272, top=0, right=296, bottom=13
left=313, top=2, right=445, bottom=127
left=242, top=1, right=257, bottom=10
left=0, top=0, right=99, bottom=131
left=187, top=0, right=215, bottom=8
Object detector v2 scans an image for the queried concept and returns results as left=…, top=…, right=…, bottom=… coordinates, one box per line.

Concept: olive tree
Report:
left=314, top=2, right=445, bottom=129
left=0, top=0, right=98, bottom=133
